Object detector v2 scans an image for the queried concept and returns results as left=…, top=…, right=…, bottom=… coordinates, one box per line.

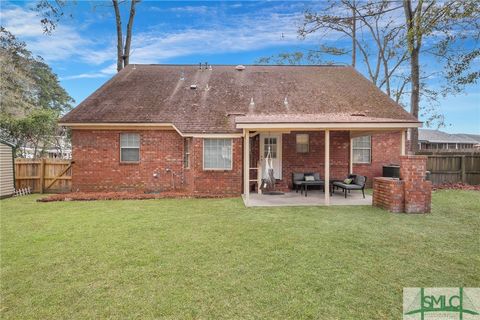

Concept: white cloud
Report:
left=60, top=63, right=116, bottom=80
left=0, top=4, right=108, bottom=64
left=3, top=3, right=317, bottom=80
left=126, top=12, right=310, bottom=64
left=62, top=9, right=313, bottom=80
left=169, top=6, right=211, bottom=14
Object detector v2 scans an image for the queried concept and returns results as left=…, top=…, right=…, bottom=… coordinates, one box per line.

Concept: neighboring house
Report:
left=19, top=136, right=72, bottom=159
left=0, top=140, right=15, bottom=198
left=59, top=64, right=420, bottom=199
left=418, top=129, right=480, bottom=150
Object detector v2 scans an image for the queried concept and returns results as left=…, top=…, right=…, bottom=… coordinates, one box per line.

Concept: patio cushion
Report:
left=333, top=182, right=362, bottom=190
left=292, top=173, right=304, bottom=182
left=305, top=175, right=315, bottom=181
left=343, top=178, right=353, bottom=184
left=354, top=175, right=366, bottom=186
left=305, top=172, right=321, bottom=181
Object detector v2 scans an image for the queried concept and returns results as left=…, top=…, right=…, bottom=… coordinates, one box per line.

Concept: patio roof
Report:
left=235, top=113, right=420, bottom=130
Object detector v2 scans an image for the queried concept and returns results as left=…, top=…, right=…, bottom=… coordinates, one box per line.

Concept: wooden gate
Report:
left=15, top=159, right=72, bottom=193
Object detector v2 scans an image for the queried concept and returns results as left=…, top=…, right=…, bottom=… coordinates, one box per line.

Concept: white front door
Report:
left=260, top=133, right=282, bottom=179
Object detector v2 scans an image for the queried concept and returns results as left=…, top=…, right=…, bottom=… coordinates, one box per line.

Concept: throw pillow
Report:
left=305, top=175, right=315, bottom=181
left=344, top=178, right=353, bottom=184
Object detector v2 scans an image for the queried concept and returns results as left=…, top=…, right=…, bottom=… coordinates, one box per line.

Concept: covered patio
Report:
left=238, top=114, right=420, bottom=207
left=243, top=189, right=372, bottom=207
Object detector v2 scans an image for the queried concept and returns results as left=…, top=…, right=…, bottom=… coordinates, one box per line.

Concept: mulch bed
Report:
left=37, top=191, right=232, bottom=202
left=432, top=183, right=480, bottom=191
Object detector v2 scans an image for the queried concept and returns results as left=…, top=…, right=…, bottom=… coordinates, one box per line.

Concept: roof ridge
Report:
left=125, top=63, right=350, bottom=67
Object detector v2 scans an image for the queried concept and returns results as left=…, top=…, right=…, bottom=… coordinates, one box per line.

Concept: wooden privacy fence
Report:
left=15, top=159, right=73, bottom=193
left=423, top=154, right=480, bottom=185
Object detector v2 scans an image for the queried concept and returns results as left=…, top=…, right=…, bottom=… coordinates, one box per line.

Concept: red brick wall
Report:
left=72, top=130, right=185, bottom=192
left=252, top=130, right=402, bottom=190
left=72, top=129, right=405, bottom=195
left=372, top=156, right=432, bottom=214
left=353, top=131, right=403, bottom=187
left=72, top=130, right=242, bottom=195
left=189, top=137, right=243, bottom=195
left=281, top=131, right=350, bottom=188
left=400, top=155, right=432, bottom=213
left=372, top=177, right=405, bottom=212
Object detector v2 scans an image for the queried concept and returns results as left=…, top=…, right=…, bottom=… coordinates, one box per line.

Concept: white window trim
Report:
left=352, top=135, right=371, bottom=164
left=202, top=138, right=233, bottom=171
left=184, top=138, right=191, bottom=169
left=119, top=133, right=140, bottom=163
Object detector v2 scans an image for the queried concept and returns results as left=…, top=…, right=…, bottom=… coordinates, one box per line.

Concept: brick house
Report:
left=60, top=64, right=420, bottom=204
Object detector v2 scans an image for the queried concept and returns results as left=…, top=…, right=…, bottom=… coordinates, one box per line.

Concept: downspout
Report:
left=11, top=145, right=16, bottom=194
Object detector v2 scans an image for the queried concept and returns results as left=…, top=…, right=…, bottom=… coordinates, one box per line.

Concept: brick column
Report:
left=400, top=155, right=432, bottom=213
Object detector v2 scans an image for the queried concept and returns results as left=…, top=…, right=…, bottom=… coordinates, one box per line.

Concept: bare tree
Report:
left=299, top=0, right=409, bottom=102
left=112, top=0, right=138, bottom=71
left=402, top=0, right=480, bottom=151
left=35, top=0, right=140, bottom=72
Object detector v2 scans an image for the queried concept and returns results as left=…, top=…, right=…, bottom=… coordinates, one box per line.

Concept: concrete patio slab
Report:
left=243, top=190, right=372, bottom=207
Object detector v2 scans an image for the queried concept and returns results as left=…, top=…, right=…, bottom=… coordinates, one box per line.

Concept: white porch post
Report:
left=324, top=129, right=330, bottom=206
left=243, top=129, right=250, bottom=204
left=401, top=130, right=406, bottom=156
left=349, top=132, right=353, bottom=174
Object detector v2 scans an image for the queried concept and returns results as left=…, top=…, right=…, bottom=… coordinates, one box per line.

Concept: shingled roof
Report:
left=419, top=129, right=480, bottom=144
left=60, top=64, right=419, bottom=133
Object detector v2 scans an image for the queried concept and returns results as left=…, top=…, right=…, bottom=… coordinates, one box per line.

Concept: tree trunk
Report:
left=112, top=0, right=124, bottom=72
left=404, top=0, right=420, bottom=153
left=351, top=0, right=356, bottom=67
left=124, top=0, right=137, bottom=67
left=410, top=47, right=420, bottom=152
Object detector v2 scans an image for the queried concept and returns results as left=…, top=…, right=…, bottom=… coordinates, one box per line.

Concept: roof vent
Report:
left=351, top=112, right=366, bottom=117
left=190, top=85, right=197, bottom=90
left=235, top=65, right=246, bottom=71
left=180, top=71, right=185, bottom=81
left=284, top=96, right=289, bottom=107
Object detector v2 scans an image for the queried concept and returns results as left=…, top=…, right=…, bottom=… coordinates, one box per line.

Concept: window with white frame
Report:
left=203, top=138, right=232, bottom=170
left=296, top=134, right=309, bottom=153
left=352, top=136, right=371, bottom=164
left=120, top=133, right=140, bottom=162
left=184, top=138, right=191, bottom=169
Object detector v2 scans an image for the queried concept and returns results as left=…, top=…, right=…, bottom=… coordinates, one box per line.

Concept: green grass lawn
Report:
left=1, top=191, right=479, bottom=319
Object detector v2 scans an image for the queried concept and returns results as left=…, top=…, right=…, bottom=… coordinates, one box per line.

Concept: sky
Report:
left=1, top=0, right=479, bottom=134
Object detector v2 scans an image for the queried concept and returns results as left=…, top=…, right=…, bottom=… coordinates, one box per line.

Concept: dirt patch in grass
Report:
left=432, top=183, right=480, bottom=191
left=37, top=191, right=233, bottom=202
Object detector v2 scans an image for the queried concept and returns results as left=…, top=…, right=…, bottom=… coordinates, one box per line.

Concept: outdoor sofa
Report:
left=292, top=172, right=325, bottom=196
left=332, top=174, right=367, bottom=198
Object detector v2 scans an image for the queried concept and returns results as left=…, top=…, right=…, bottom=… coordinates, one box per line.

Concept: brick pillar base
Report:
left=373, top=177, right=405, bottom=212
left=400, top=155, right=432, bottom=214
left=373, top=155, right=432, bottom=214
